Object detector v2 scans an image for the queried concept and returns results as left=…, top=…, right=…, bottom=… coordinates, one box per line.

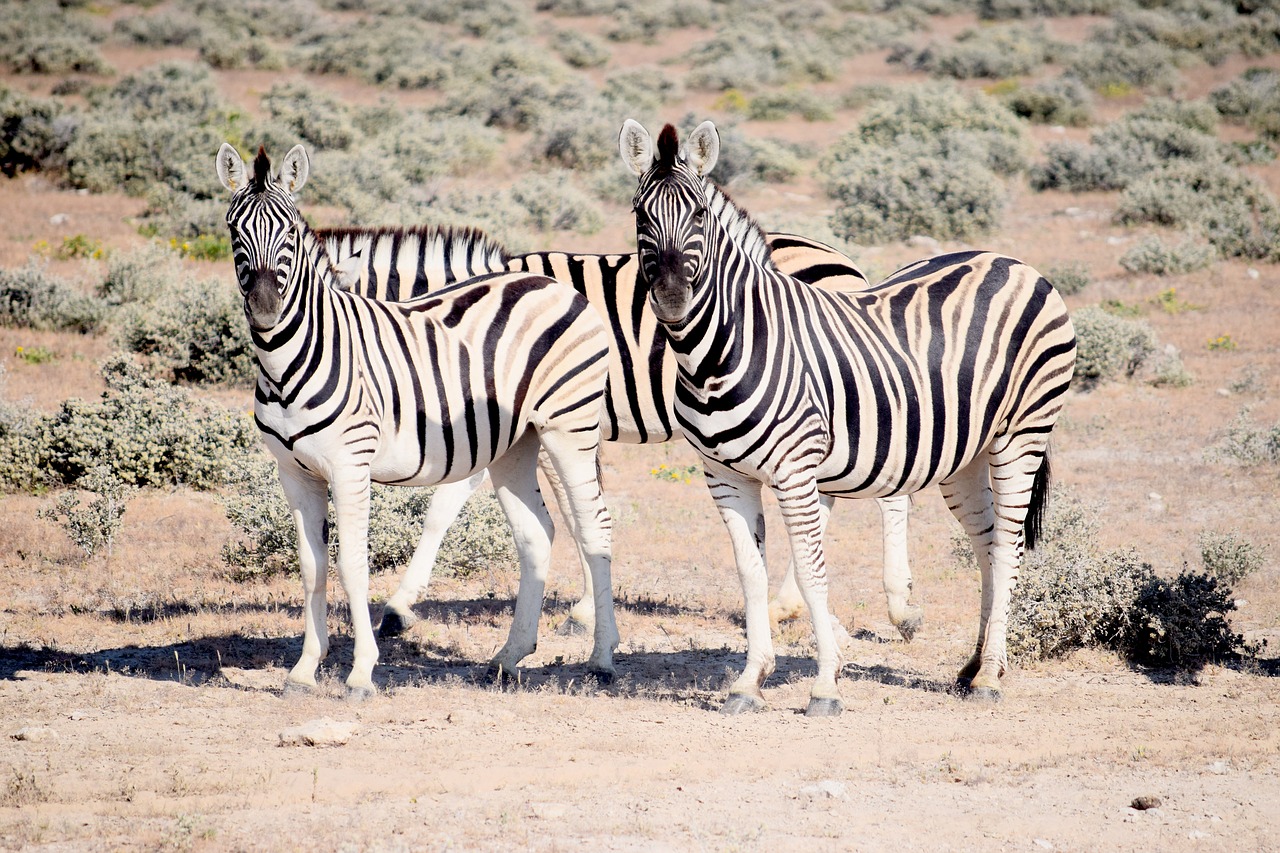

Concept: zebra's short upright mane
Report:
left=704, top=181, right=777, bottom=273
left=250, top=146, right=271, bottom=193
left=319, top=223, right=512, bottom=267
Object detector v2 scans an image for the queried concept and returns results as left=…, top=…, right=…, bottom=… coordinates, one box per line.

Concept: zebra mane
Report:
left=250, top=146, right=271, bottom=193
left=317, top=223, right=512, bottom=266
left=703, top=180, right=777, bottom=272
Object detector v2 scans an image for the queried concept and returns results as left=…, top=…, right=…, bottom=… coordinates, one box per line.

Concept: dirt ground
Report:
left=3, top=8, right=1280, bottom=851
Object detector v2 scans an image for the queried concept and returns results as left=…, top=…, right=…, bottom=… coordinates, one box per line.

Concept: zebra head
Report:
left=216, top=142, right=310, bottom=331
left=620, top=119, right=720, bottom=325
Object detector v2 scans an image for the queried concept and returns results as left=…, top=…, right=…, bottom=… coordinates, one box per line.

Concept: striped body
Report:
left=217, top=143, right=619, bottom=694
left=621, top=120, right=1076, bottom=712
left=320, top=225, right=922, bottom=642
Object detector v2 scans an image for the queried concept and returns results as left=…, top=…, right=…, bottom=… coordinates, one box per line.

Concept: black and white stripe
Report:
left=216, top=143, right=619, bottom=695
left=621, top=120, right=1076, bottom=714
left=320, top=225, right=922, bottom=643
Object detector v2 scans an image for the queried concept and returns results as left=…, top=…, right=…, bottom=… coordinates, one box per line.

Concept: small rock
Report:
left=49, top=213, right=70, bottom=226
left=1216, top=388, right=1232, bottom=397
left=1247, top=268, right=1260, bottom=280
left=800, top=780, right=848, bottom=801
left=1148, top=492, right=1161, bottom=502
left=10, top=726, right=56, bottom=742
left=907, top=235, right=940, bottom=252
left=1033, top=839, right=1054, bottom=850
left=1208, top=760, right=1231, bottom=775
left=1131, top=795, right=1162, bottom=810
left=1106, top=236, right=1130, bottom=246
left=1234, top=599, right=1248, bottom=608
left=278, top=717, right=358, bottom=747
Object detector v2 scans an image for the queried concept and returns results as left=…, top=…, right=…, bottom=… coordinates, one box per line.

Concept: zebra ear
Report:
left=619, top=119, right=654, bottom=178
left=216, top=142, right=246, bottom=192
left=278, top=144, right=310, bottom=194
left=333, top=253, right=363, bottom=291
left=686, top=121, right=719, bottom=178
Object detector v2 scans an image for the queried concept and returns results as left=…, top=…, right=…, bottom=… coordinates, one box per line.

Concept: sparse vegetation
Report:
left=1207, top=407, right=1280, bottom=466
left=1070, top=305, right=1158, bottom=389
left=1119, top=235, right=1216, bottom=276
left=1199, top=530, right=1266, bottom=586
left=37, top=465, right=133, bottom=563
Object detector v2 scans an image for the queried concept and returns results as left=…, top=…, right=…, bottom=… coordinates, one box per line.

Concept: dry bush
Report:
left=1070, top=305, right=1158, bottom=390
left=889, top=23, right=1056, bottom=80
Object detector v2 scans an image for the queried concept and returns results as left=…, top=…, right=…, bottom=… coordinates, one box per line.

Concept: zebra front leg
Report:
left=381, top=471, right=488, bottom=637
left=330, top=469, right=379, bottom=699
left=939, top=457, right=997, bottom=696
left=278, top=468, right=331, bottom=694
left=537, top=450, right=595, bottom=636
left=878, top=495, right=923, bottom=641
left=485, top=435, right=554, bottom=682
left=773, top=474, right=843, bottom=717
left=539, top=431, right=617, bottom=681
left=707, top=469, right=774, bottom=714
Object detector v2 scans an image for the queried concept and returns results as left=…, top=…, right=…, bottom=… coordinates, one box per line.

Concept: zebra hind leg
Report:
left=537, top=429, right=618, bottom=683
left=877, top=495, right=924, bottom=642
left=329, top=469, right=379, bottom=700
left=938, top=458, right=997, bottom=698
left=536, top=449, right=596, bottom=637
left=485, top=434, right=555, bottom=684
left=381, top=470, right=488, bottom=638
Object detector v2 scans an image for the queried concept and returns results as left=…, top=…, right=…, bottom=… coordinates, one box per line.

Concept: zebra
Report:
left=619, top=119, right=1076, bottom=714
left=317, top=225, right=922, bottom=643
left=215, top=142, right=619, bottom=696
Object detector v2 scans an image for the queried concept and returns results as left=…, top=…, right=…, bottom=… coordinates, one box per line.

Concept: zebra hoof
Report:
left=557, top=616, right=590, bottom=637
left=282, top=680, right=313, bottom=698
left=720, top=693, right=765, bottom=715
left=378, top=610, right=415, bottom=638
left=964, top=685, right=1002, bottom=704
left=587, top=667, right=616, bottom=686
left=346, top=684, right=375, bottom=703
left=805, top=696, right=845, bottom=717
left=895, top=610, right=924, bottom=643
left=486, top=663, right=519, bottom=686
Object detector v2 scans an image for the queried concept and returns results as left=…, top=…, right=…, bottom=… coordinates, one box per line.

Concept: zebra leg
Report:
left=707, top=469, right=774, bottom=714
left=939, top=457, right=997, bottom=696
left=767, top=493, right=832, bottom=625
left=965, top=435, right=1046, bottom=701
left=485, top=433, right=555, bottom=681
left=329, top=469, right=379, bottom=699
left=773, top=474, right=844, bottom=717
left=278, top=468, right=331, bottom=694
left=536, top=450, right=595, bottom=636
left=538, top=431, right=618, bottom=682
left=878, top=495, right=923, bottom=641
left=381, top=470, right=488, bottom=638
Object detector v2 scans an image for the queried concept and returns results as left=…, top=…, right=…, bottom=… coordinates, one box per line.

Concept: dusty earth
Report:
left=3, top=6, right=1280, bottom=851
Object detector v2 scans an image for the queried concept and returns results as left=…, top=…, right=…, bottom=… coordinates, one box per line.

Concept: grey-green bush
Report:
left=1119, top=235, right=1216, bottom=276
left=0, top=259, right=106, bottom=334
left=551, top=28, right=611, bottom=68
left=888, top=23, right=1056, bottom=80
left=1206, top=407, right=1280, bottom=467
left=379, top=113, right=503, bottom=182
left=748, top=89, right=834, bottom=122
left=0, top=364, right=44, bottom=492
left=1046, top=261, right=1090, bottom=296
left=42, top=353, right=259, bottom=489
left=684, top=14, right=840, bottom=91
left=0, top=86, right=73, bottom=177
left=37, top=465, right=132, bottom=562
left=221, top=457, right=517, bottom=579
left=0, top=0, right=111, bottom=75
left=1199, top=530, right=1266, bottom=586
left=1212, top=67, right=1280, bottom=139
left=1001, top=76, right=1093, bottom=127
left=1070, top=304, right=1158, bottom=388
left=511, top=172, right=604, bottom=234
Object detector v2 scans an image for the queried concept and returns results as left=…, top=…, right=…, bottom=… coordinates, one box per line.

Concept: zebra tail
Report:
left=1024, top=452, right=1052, bottom=551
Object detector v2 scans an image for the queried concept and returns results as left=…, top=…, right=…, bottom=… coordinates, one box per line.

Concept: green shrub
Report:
left=977, top=0, right=1121, bottom=17
left=1115, top=160, right=1280, bottom=261
left=684, top=14, right=840, bottom=91
left=221, top=458, right=517, bottom=579
left=601, top=68, right=683, bottom=116
left=115, top=275, right=256, bottom=385
left=378, top=113, right=503, bottom=182
left=1001, top=76, right=1093, bottom=127
left=113, top=10, right=205, bottom=47
left=293, top=16, right=454, bottom=88
left=1120, top=572, right=1249, bottom=669
left=0, top=86, right=73, bottom=177
left=199, top=32, right=284, bottom=71
left=1071, top=304, right=1158, bottom=389
left=0, top=259, right=106, bottom=334
left=42, top=353, right=259, bottom=489
left=1148, top=344, right=1194, bottom=389
left=526, top=105, right=617, bottom=171
left=748, top=89, right=834, bottom=122
left=607, top=0, right=717, bottom=42
left=889, top=23, right=1055, bottom=79
left=261, top=81, right=361, bottom=152
left=1119, top=235, right=1216, bottom=276
left=37, top=465, right=132, bottom=563
left=306, top=148, right=414, bottom=224
left=1199, top=530, right=1266, bottom=586
left=511, top=173, right=604, bottom=234
left=552, top=28, right=611, bottom=68
left=820, top=83, right=1027, bottom=244
left=97, top=242, right=179, bottom=307
left=0, top=1, right=111, bottom=75
left=1206, top=407, right=1280, bottom=467
left=1047, top=261, right=1090, bottom=296
left=1065, top=41, right=1180, bottom=94
left=136, top=185, right=228, bottom=242
left=1211, top=67, right=1280, bottom=139
left=0, top=364, right=44, bottom=492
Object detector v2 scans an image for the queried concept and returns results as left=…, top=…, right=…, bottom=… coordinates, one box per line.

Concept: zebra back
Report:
left=322, top=225, right=511, bottom=299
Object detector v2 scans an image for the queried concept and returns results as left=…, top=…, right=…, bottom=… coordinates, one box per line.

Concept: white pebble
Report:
left=278, top=717, right=359, bottom=747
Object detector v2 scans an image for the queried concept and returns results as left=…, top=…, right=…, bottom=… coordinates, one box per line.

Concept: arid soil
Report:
left=3, top=9, right=1280, bottom=852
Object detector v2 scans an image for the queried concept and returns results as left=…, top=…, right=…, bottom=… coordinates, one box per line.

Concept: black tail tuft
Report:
left=1025, top=452, right=1051, bottom=551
